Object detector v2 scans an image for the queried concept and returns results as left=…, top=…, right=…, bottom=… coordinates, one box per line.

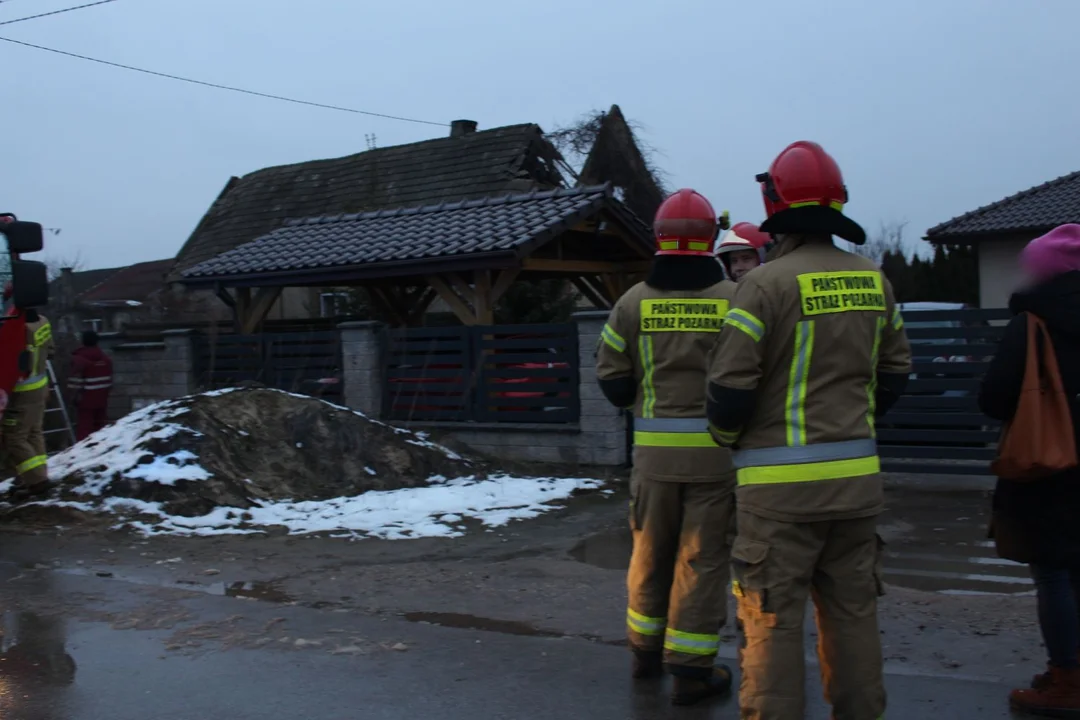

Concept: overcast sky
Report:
left=4, top=0, right=1079, bottom=271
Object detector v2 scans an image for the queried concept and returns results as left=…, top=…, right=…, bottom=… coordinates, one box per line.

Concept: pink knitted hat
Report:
left=1021, top=224, right=1080, bottom=282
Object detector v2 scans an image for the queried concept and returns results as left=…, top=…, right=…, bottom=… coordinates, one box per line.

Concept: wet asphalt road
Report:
left=0, top=561, right=1026, bottom=720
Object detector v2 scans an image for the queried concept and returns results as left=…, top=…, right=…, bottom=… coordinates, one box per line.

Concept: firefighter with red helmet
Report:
left=596, top=189, right=737, bottom=705
left=716, top=222, right=770, bottom=282
left=706, top=142, right=912, bottom=719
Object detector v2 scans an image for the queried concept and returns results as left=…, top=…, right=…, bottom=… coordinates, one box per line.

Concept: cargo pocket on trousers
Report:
left=730, top=537, right=775, bottom=625
left=873, top=534, right=887, bottom=597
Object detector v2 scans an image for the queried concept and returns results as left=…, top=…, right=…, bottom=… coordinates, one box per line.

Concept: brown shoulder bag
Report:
left=991, top=313, right=1078, bottom=480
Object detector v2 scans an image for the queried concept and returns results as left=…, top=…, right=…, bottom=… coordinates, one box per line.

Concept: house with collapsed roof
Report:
left=925, top=170, right=1080, bottom=308
left=166, top=107, right=663, bottom=331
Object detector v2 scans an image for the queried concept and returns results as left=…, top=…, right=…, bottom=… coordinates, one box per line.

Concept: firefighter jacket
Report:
left=69, top=346, right=113, bottom=410
left=707, top=237, right=912, bottom=520
left=13, top=314, right=54, bottom=394
left=597, top=280, right=738, bottom=483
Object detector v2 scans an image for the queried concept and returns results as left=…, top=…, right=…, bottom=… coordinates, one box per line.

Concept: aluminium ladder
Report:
left=43, top=359, right=76, bottom=449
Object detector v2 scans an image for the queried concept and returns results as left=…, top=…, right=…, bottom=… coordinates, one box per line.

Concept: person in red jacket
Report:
left=68, top=331, right=112, bottom=441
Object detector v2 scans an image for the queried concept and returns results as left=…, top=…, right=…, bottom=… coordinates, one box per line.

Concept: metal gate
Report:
left=381, top=323, right=580, bottom=424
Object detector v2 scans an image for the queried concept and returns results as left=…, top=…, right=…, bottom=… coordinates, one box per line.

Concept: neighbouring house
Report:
left=49, top=259, right=174, bottom=335
left=925, top=170, right=1080, bottom=308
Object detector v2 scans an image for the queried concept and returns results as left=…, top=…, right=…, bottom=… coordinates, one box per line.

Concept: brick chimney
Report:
left=450, top=119, right=478, bottom=138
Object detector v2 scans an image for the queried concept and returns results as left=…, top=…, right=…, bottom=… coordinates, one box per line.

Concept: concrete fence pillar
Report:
left=98, top=329, right=196, bottom=418
left=572, top=310, right=628, bottom=466
left=339, top=321, right=384, bottom=419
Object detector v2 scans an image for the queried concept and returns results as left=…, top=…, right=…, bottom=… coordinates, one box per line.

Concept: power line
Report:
left=0, top=35, right=448, bottom=126
left=0, top=0, right=118, bottom=26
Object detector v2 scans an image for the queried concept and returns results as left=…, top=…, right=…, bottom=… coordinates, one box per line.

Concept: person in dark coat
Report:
left=978, top=223, right=1080, bottom=715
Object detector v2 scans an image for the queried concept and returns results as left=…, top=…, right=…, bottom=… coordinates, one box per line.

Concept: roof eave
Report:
left=923, top=223, right=1060, bottom=244
left=179, top=249, right=521, bottom=289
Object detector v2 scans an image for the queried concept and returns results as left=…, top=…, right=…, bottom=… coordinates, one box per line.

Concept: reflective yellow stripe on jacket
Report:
left=724, top=308, right=765, bottom=342
left=733, top=439, right=880, bottom=486
left=638, top=335, right=657, bottom=418
left=634, top=417, right=713, bottom=448
left=602, top=323, right=627, bottom=353
left=13, top=374, right=48, bottom=392
left=15, top=321, right=52, bottom=392
left=785, top=320, right=815, bottom=446
left=866, top=316, right=886, bottom=433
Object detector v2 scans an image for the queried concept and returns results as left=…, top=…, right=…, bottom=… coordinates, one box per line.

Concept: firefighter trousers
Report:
left=626, top=473, right=735, bottom=669
left=730, top=510, right=887, bottom=720
left=2, top=387, right=49, bottom=487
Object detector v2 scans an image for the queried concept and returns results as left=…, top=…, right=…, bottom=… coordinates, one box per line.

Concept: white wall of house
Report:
left=977, top=235, right=1035, bottom=308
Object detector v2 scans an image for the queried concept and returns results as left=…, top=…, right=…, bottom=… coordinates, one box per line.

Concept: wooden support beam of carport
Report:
left=572, top=276, right=612, bottom=310
left=521, top=258, right=650, bottom=274
left=426, top=275, right=477, bottom=325
left=240, top=287, right=282, bottom=334
left=424, top=267, right=521, bottom=326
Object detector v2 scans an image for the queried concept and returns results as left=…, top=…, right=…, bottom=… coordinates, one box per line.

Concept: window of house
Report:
left=319, top=292, right=351, bottom=318
left=83, top=318, right=103, bottom=332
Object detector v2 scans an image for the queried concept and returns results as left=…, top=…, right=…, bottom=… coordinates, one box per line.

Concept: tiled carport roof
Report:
left=926, top=170, right=1080, bottom=242
left=169, top=123, right=564, bottom=280
left=180, top=184, right=652, bottom=286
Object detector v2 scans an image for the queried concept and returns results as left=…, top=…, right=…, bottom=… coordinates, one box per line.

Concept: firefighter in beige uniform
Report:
left=596, top=188, right=737, bottom=706
left=4, top=308, right=54, bottom=494
left=707, top=141, right=912, bottom=720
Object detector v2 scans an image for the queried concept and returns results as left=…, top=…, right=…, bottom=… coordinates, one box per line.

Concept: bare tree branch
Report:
left=42, top=251, right=86, bottom=281
left=848, top=221, right=909, bottom=263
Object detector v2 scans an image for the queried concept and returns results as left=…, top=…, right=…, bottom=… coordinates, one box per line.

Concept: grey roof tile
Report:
left=182, top=185, right=645, bottom=280
left=927, top=170, right=1080, bottom=240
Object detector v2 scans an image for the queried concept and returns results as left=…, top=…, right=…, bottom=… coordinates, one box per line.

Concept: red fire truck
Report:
left=0, top=215, right=50, bottom=416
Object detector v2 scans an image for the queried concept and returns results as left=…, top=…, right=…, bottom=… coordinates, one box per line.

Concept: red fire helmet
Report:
left=755, top=141, right=866, bottom=245
left=653, top=189, right=719, bottom=256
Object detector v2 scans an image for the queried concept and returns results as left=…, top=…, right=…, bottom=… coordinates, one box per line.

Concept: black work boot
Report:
left=8, top=482, right=51, bottom=504
left=631, top=648, right=663, bottom=679
left=668, top=663, right=733, bottom=706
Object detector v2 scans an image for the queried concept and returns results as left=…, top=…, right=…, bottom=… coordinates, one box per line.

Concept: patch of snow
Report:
left=0, top=478, right=14, bottom=495
left=201, top=388, right=243, bottom=398
left=364, top=467, right=377, bottom=476
left=45, top=474, right=604, bottom=539
left=48, top=399, right=211, bottom=494
left=126, top=451, right=210, bottom=485
left=125, top=300, right=143, bottom=307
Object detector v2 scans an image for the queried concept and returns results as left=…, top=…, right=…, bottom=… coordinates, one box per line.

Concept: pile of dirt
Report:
left=41, top=387, right=479, bottom=518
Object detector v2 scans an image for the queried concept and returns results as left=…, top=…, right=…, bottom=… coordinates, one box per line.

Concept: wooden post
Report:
left=370, top=287, right=408, bottom=326
left=233, top=287, right=251, bottom=334
left=490, top=267, right=521, bottom=305
left=241, top=287, right=283, bottom=334
left=474, top=269, right=493, bottom=325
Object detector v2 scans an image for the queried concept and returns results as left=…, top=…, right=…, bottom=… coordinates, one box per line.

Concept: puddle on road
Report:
left=47, top=566, right=296, bottom=604
left=568, top=526, right=631, bottom=570
left=403, top=612, right=564, bottom=638
left=401, top=612, right=618, bottom=645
